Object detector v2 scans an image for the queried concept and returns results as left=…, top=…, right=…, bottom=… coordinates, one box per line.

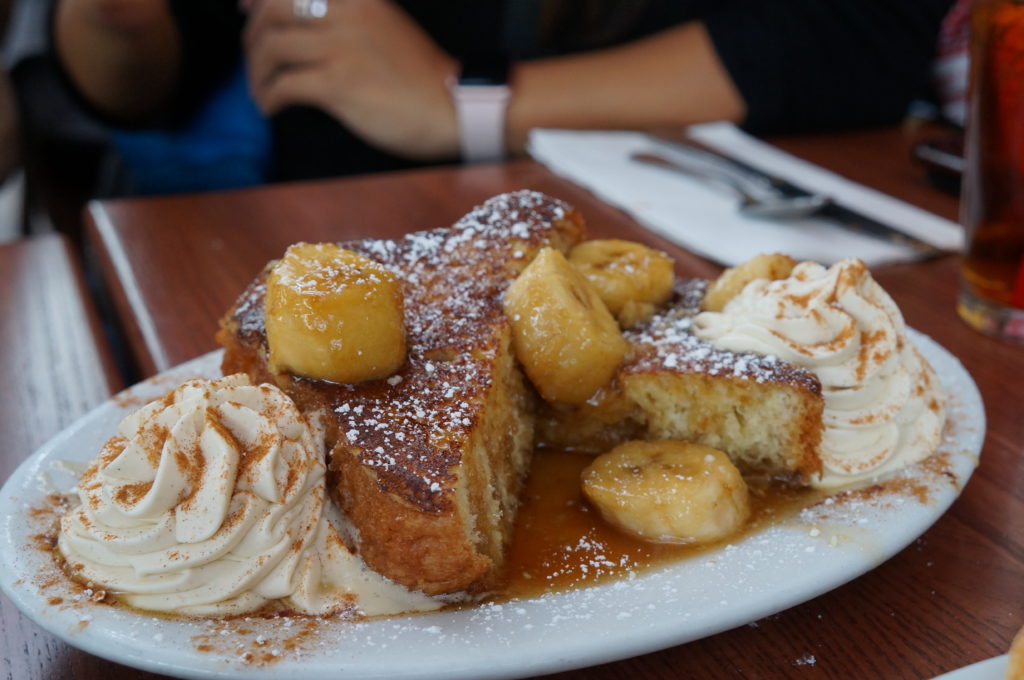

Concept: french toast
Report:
left=537, top=280, right=824, bottom=481
left=219, top=191, right=832, bottom=595
left=217, top=191, right=585, bottom=595
left=619, top=280, right=823, bottom=480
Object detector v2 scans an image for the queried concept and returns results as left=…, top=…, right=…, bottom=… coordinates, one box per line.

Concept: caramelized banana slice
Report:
left=503, top=247, right=628, bottom=405
left=265, top=243, right=406, bottom=383
left=582, top=440, right=750, bottom=545
left=703, top=253, right=797, bottom=312
left=616, top=300, right=658, bottom=329
left=569, top=239, right=674, bottom=326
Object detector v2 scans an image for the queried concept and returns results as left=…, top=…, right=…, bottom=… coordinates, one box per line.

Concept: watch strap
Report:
left=450, top=55, right=511, bottom=164
left=452, top=83, right=511, bottom=163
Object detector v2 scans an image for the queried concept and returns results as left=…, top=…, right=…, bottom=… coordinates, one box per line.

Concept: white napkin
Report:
left=528, top=124, right=964, bottom=267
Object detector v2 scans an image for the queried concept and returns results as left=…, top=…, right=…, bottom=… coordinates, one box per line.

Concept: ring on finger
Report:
left=293, top=0, right=328, bottom=20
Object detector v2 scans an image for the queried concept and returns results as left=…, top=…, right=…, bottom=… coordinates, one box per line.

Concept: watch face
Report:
left=459, top=53, right=510, bottom=86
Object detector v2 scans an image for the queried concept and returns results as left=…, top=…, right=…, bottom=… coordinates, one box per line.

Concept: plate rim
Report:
left=0, top=330, right=986, bottom=680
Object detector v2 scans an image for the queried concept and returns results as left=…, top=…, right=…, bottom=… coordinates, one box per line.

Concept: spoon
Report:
left=630, top=151, right=831, bottom=221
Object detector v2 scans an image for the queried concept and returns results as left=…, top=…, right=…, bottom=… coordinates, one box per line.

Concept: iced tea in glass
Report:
left=958, top=0, right=1024, bottom=341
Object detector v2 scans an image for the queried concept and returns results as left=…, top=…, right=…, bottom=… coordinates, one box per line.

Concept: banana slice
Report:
left=582, top=440, right=750, bottom=545
left=503, top=247, right=628, bottom=405
left=703, top=253, right=797, bottom=312
left=616, top=300, right=658, bottom=329
left=265, top=242, right=406, bottom=383
left=569, top=239, right=674, bottom=326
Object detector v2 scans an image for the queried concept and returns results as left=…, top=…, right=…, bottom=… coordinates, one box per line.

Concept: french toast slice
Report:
left=217, top=191, right=585, bottom=595
left=620, top=280, right=823, bottom=481
left=537, top=280, right=824, bottom=482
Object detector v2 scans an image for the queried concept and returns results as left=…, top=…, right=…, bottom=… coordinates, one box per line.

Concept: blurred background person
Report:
left=10, top=0, right=956, bottom=234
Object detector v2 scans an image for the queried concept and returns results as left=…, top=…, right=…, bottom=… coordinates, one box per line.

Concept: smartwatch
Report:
left=450, top=54, right=511, bottom=163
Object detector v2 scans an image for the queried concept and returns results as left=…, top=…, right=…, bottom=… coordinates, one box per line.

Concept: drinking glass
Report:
left=958, top=0, right=1024, bottom=341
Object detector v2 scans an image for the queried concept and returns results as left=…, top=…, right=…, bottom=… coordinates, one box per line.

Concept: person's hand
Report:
left=243, top=0, right=459, bottom=161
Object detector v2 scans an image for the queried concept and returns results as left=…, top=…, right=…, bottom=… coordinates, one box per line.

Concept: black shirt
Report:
left=157, top=0, right=957, bottom=181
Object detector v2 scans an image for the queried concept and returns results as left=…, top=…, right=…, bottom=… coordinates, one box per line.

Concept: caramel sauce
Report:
left=500, top=450, right=826, bottom=599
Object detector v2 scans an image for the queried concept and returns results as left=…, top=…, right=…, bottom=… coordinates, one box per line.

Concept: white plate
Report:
left=932, top=655, right=1009, bottom=680
left=0, top=330, right=985, bottom=680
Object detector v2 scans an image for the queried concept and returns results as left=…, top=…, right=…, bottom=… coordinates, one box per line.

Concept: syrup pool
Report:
left=500, top=449, right=827, bottom=600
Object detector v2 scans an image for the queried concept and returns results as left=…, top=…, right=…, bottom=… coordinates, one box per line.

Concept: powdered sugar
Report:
left=227, top=190, right=576, bottom=508
left=1, top=333, right=981, bottom=676
left=624, top=280, right=819, bottom=392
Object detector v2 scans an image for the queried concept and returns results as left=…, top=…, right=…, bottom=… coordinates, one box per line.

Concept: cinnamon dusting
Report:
left=114, top=481, right=153, bottom=506
left=143, top=424, right=170, bottom=469
left=175, top=436, right=208, bottom=514
left=856, top=329, right=888, bottom=382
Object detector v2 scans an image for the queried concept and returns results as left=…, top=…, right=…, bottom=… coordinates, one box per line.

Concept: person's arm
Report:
left=244, top=0, right=743, bottom=161
left=243, top=0, right=950, bottom=161
left=505, top=21, right=744, bottom=154
left=52, top=0, right=181, bottom=121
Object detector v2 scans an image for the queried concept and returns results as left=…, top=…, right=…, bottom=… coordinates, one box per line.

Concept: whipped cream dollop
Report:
left=692, top=259, right=945, bottom=489
left=59, top=375, right=439, bottom=616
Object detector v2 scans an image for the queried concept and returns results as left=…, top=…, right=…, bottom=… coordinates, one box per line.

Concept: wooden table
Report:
left=9, top=124, right=1023, bottom=679
left=0, top=232, right=125, bottom=680
left=0, top=232, right=123, bottom=468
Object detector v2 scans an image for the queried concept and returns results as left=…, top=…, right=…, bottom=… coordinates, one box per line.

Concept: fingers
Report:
left=243, top=0, right=330, bottom=52
left=244, top=0, right=338, bottom=107
left=247, top=26, right=329, bottom=96
left=252, top=63, right=327, bottom=115
left=241, top=0, right=460, bottom=159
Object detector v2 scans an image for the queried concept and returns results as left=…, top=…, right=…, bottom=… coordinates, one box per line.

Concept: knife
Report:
left=647, top=135, right=954, bottom=259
